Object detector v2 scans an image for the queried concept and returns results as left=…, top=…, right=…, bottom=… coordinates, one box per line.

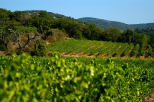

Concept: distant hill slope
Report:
left=129, top=23, right=154, bottom=30
left=15, top=10, right=69, bottom=18
left=78, top=17, right=154, bottom=30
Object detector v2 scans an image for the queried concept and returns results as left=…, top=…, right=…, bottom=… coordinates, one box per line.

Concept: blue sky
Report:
left=1, top=0, right=154, bottom=24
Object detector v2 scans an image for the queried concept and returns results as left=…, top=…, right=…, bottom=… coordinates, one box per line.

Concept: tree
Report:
left=30, top=16, right=55, bottom=37
left=146, top=45, right=154, bottom=57
left=14, top=26, right=38, bottom=50
left=56, top=18, right=83, bottom=39
left=150, top=34, right=154, bottom=48
left=0, top=24, right=17, bottom=50
left=11, top=11, right=31, bottom=25
left=0, top=8, right=11, bottom=24
left=120, top=29, right=134, bottom=43
left=38, top=11, right=49, bottom=18
left=134, top=33, right=149, bottom=47
left=105, top=28, right=121, bottom=42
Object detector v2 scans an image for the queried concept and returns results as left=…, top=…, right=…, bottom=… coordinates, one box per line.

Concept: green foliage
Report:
left=0, top=23, right=19, bottom=49
left=47, top=39, right=154, bottom=58
left=120, top=29, right=134, bottom=43
left=105, top=28, right=121, bottom=42
left=0, top=54, right=154, bottom=101
left=150, top=34, right=154, bottom=48
left=56, top=18, right=83, bottom=39
left=134, top=34, right=149, bottom=47
left=15, top=26, right=37, bottom=33
left=84, top=24, right=105, bottom=40
left=30, top=16, right=54, bottom=34
left=0, top=8, right=11, bottom=23
left=146, top=45, right=154, bottom=57
left=121, top=44, right=134, bottom=57
left=30, top=41, right=46, bottom=56
left=130, top=44, right=140, bottom=57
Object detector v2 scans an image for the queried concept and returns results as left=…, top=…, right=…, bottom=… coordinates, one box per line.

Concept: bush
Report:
left=30, top=41, right=46, bottom=56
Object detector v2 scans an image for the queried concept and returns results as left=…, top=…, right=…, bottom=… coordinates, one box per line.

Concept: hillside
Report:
left=78, top=17, right=129, bottom=30
left=14, top=10, right=69, bottom=19
left=47, top=39, right=154, bottom=58
left=78, top=17, right=154, bottom=30
left=0, top=8, right=154, bottom=56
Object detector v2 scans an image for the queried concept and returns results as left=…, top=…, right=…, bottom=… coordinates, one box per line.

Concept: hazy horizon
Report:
left=1, top=0, right=154, bottom=24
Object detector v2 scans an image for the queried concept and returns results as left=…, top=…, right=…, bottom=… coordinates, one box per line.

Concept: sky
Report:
left=1, top=0, right=154, bottom=24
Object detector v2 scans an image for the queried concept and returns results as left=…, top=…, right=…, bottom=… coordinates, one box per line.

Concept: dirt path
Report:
left=0, top=51, right=5, bottom=56
left=141, top=93, right=154, bottom=102
left=61, top=52, right=154, bottom=60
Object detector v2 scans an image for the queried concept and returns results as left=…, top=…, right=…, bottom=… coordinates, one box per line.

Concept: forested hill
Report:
left=129, top=23, right=154, bottom=30
left=78, top=17, right=154, bottom=30
left=78, top=17, right=129, bottom=30
left=13, top=10, right=69, bottom=18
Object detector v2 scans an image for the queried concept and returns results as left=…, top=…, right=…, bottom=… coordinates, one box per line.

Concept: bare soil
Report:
left=0, top=51, right=5, bottom=56
left=61, top=52, right=154, bottom=60
left=141, top=92, right=154, bottom=102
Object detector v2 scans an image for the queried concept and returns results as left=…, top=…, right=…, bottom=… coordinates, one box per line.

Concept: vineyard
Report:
left=1, top=7, right=154, bottom=102
left=0, top=54, right=154, bottom=102
left=47, top=39, right=154, bottom=58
